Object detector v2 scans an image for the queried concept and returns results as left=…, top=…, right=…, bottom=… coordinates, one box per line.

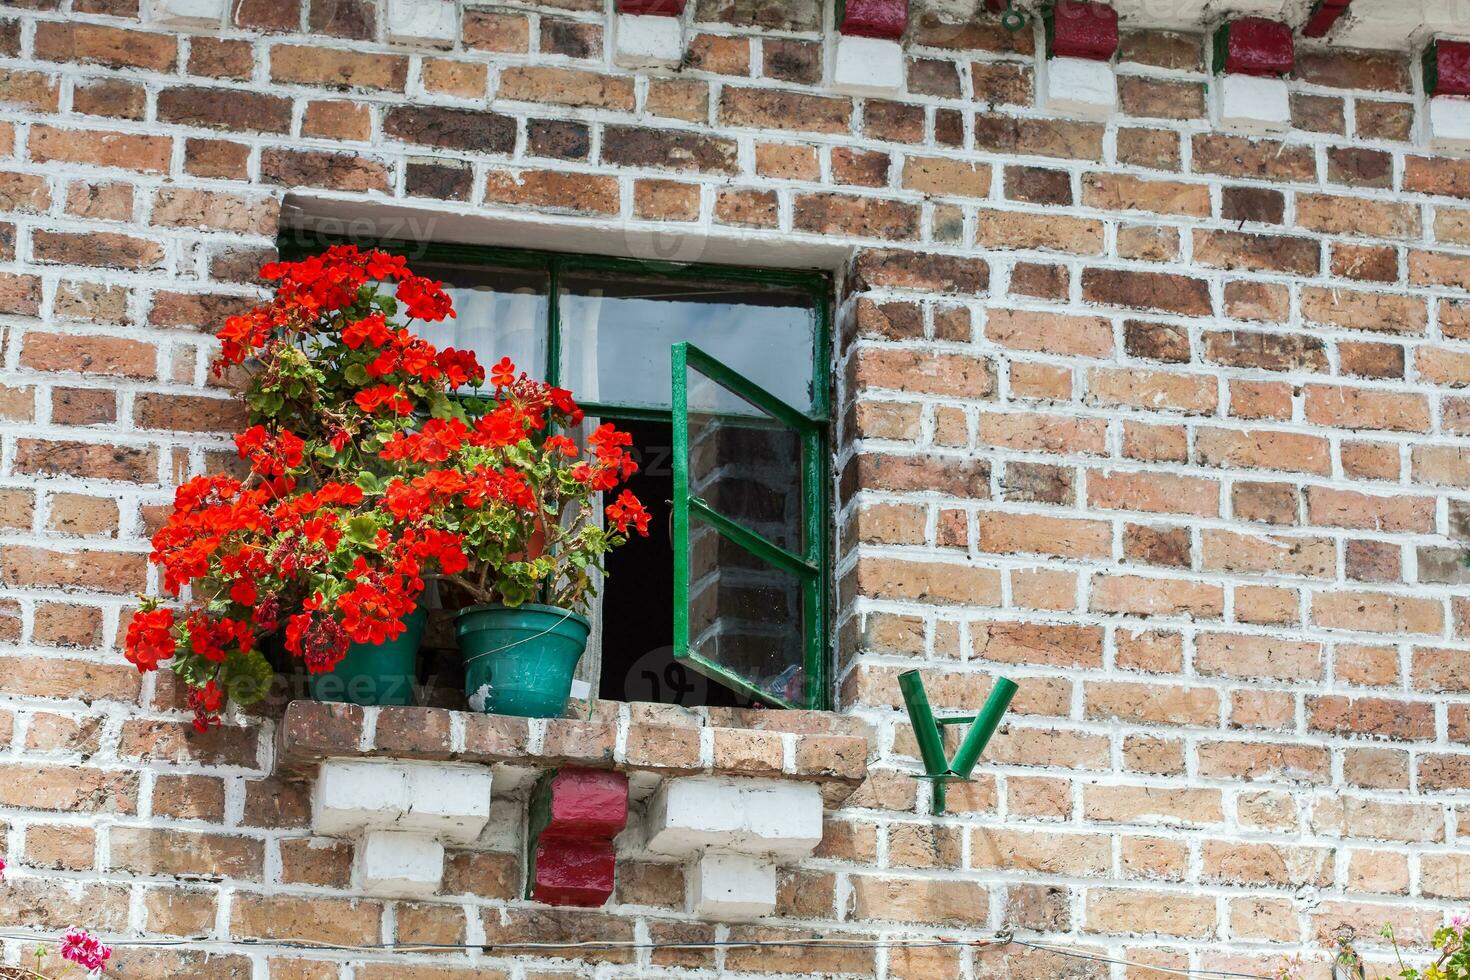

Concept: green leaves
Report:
left=355, top=470, right=385, bottom=494
left=221, top=649, right=275, bottom=705
left=345, top=514, right=381, bottom=546
left=426, top=389, right=461, bottom=421
left=169, top=648, right=213, bottom=688
left=249, top=390, right=285, bottom=417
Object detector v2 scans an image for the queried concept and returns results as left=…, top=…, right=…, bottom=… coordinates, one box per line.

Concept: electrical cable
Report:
left=1013, top=940, right=1280, bottom=980
left=0, top=930, right=1282, bottom=979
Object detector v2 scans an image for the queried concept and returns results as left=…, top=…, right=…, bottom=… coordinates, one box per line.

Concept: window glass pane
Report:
left=411, top=262, right=550, bottom=383
left=687, top=514, right=807, bottom=705
left=559, top=273, right=817, bottom=412
left=686, top=374, right=804, bottom=553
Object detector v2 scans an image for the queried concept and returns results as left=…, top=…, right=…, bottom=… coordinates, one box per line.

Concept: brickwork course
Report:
left=3, top=0, right=1470, bottom=976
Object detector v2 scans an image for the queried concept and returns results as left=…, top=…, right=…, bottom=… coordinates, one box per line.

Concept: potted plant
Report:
left=123, top=246, right=479, bottom=725
left=391, top=358, right=651, bottom=717
left=123, top=245, right=650, bottom=728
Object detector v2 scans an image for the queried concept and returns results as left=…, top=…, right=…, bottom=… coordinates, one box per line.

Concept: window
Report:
left=279, top=235, right=832, bottom=710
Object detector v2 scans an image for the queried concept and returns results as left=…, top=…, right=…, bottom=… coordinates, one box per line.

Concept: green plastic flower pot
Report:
left=307, top=607, right=427, bottom=707
left=456, top=603, right=590, bottom=717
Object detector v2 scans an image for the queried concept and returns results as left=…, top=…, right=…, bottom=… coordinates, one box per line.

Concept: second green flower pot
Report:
left=456, top=603, right=589, bottom=717
left=307, top=607, right=427, bottom=707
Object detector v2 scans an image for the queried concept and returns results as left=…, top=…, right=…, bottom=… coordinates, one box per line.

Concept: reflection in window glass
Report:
left=559, top=274, right=817, bottom=412
left=686, top=376, right=804, bottom=553
left=686, top=515, right=806, bottom=705
left=411, top=262, right=549, bottom=383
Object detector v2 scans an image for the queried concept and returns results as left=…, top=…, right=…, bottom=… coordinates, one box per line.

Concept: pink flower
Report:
left=60, top=928, right=111, bottom=975
left=1453, top=911, right=1470, bottom=931
left=0, top=855, right=6, bottom=879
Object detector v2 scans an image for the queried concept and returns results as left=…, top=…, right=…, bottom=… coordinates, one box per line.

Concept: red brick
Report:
left=463, top=8, right=529, bottom=51
left=29, top=126, right=171, bottom=174
left=1193, top=229, right=1320, bottom=275
left=1195, top=633, right=1323, bottom=681
left=1089, top=577, right=1224, bottom=620
left=1312, top=591, right=1443, bottom=636
left=1088, top=470, right=1219, bottom=517
left=1196, top=427, right=1328, bottom=475
left=853, top=349, right=995, bottom=398
left=985, top=309, right=1112, bottom=358
left=35, top=22, right=177, bottom=71
left=1301, top=286, right=1427, bottom=334
left=269, top=43, right=408, bottom=89
left=483, top=169, right=619, bottom=215
left=853, top=558, right=1001, bottom=606
left=1309, top=696, right=1436, bottom=740
left=1086, top=368, right=1217, bottom=415
left=720, top=88, right=851, bottom=134
left=795, top=194, right=918, bottom=240
left=1082, top=268, right=1210, bottom=316
left=1304, top=384, right=1429, bottom=432
left=0, top=68, right=60, bottom=112
left=157, top=86, right=293, bottom=133
left=902, top=156, right=989, bottom=198
left=1191, top=134, right=1316, bottom=181
left=33, top=231, right=163, bottom=270
left=1298, top=193, right=1420, bottom=239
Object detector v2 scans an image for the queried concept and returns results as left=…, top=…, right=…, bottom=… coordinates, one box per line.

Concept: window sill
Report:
left=275, top=699, right=870, bottom=804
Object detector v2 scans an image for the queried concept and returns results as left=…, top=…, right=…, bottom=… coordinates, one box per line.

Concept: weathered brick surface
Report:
left=0, top=5, right=1467, bottom=977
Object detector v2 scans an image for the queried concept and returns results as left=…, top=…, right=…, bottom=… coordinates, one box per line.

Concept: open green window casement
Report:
left=672, top=343, right=826, bottom=710
left=277, top=233, right=833, bottom=710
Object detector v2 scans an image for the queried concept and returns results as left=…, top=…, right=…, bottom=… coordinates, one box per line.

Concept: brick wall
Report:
left=2, top=0, right=1470, bottom=975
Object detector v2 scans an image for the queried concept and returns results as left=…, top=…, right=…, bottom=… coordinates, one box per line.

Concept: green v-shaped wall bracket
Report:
left=899, top=670, right=1018, bottom=816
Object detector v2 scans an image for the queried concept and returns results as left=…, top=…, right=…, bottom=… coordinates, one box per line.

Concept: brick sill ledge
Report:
left=275, top=699, right=871, bottom=804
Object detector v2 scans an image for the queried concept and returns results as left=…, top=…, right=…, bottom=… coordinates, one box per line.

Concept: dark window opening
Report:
left=597, top=417, right=757, bottom=709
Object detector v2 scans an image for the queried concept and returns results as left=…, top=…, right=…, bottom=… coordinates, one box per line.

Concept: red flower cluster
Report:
left=60, top=928, right=112, bottom=974
left=236, top=425, right=305, bottom=478
left=127, top=247, right=649, bottom=732
left=124, top=607, right=177, bottom=672
left=606, top=490, right=652, bottom=536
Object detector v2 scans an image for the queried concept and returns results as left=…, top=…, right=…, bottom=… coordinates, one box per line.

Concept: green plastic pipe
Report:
left=898, top=669, right=949, bottom=779
left=949, top=677, right=1018, bottom=779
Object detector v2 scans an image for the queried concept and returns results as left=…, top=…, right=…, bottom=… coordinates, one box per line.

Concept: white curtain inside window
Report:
left=559, top=286, right=604, bottom=400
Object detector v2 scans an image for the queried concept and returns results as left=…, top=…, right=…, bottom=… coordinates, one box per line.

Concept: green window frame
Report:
left=672, top=342, right=826, bottom=710
left=277, top=233, right=834, bottom=710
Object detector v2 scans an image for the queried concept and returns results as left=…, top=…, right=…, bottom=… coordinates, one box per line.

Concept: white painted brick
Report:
left=831, top=34, right=905, bottom=96
left=644, top=777, right=745, bottom=856
left=644, top=776, right=822, bottom=861
left=400, top=763, right=494, bottom=844
left=1429, top=96, right=1470, bottom=153
left=1043, top=56, right=1117, bottom=119
left=1214, top=72, right=1291, bottom=135
left=358, top=830, right=444, bottom=899
left=144, top=0, right=227, bottom=27
left=689, top=850, right=777, bottom=920
left=313, top=760, right=411, bottom=837
left=313, top=760, right=491, bottom=843
left=613, top=13, right=685, bottom=69
left=740, top=781, right=823, bottom=860
left=386, top=0, right=457, bottom=46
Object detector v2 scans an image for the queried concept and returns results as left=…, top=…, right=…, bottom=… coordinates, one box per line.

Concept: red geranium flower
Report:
left=606, top=490, right=652, bottom=536
left=490, top=356, right=517, bottom=387
left=355, top=384, right=414, bottom=415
